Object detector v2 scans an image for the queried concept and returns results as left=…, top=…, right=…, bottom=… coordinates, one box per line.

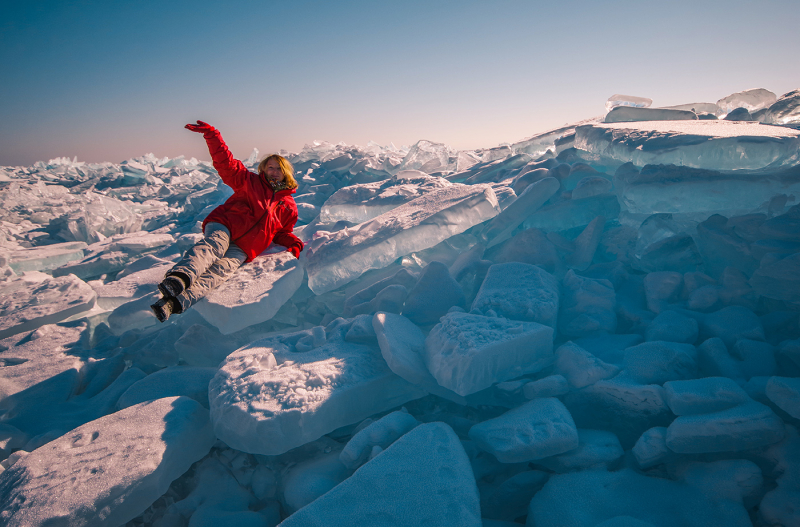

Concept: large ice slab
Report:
left=0, top=324, right=84, bottom=401
left=319, top=170, right=451, bottom=223
left=305, top=184, right=500, bottom=294
left=665, top=400, right=785, bottom=453
left=536, top=429, right=624, bottom=472
left=280, top=422, right=481, bottom=527
left=528, top=468, right=753, bottom=527
left=0, top=396, right=214, bottom=527
left=471, top=262, right=560, bottom=329
left=615, top=163, right=800, bottom=217
left=764, top=89, right=800, bottom=126
left=0, top=273, right=96, bottom=340
left=91, top=256, right=173, bottom=310
left=563, top=376, right=673, bottom=448
left=424, top=312, right=554, bottom=396
left=575, top=120, right=800, bottom=171
left=208, top=330, right=426, bottom=455
left=469, top=398, right=579, bottom=463
left=662, top=377, right=750, bottom=415
left=5, top=241, right=87, bottom=273
left=194, top=249, right=304, bottom=334
left=604, top=107, right=698, bottom=123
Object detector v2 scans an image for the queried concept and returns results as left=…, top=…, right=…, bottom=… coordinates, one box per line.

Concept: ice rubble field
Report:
left=1, top=88, right=800, bottom=527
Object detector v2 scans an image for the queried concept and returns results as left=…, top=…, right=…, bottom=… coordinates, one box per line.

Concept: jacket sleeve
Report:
left=203, top=127, right=250, bottom=191
left=272, top=203, right=304, bottom=250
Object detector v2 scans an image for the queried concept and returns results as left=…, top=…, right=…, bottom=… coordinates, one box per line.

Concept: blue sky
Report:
left=1, top=0, right=798, bottom=166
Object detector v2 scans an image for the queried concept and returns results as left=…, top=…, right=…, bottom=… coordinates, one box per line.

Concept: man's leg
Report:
left=173, top=243, right=247, bottom=313
left=166, top=222, right=232, bottom=290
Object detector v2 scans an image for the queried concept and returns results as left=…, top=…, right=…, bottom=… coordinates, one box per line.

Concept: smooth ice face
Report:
left=194, top=249, right=304, bottom=334
left=666, top=401, right=785, bottom=453
left=424, top=312, right=554, bottom=396
left=5, top=241, right=87, bottom=274
left=0, top=273, right=96, bottom=340
left=662, top=377, right=750, bottom=415
left=208, top=333, right=426, bottom=456
left=92, top=257, right=173, bottom=310
left=576, top=120, right=800, bottom=172
left=468, top=398, right=579, bottom=463
left=623, top=341, right=698, bottom=385
left=480, top=177, right=560, bottom=248
left=615, top=163, right=800, bottom=217
left=554, top=342, right=619, bottom=389
left=717, top=88, right=777, bottom=113
left=605, top=94, right=653, bottom=112
left=604, top=107, right=698, bottom=123
left=280, top=423, right=481, bottom=527
left=536, top=429, right=624, bottom=472
left=632, top=427, right=671, bottom=469
left=305, top=183, right=500, bottom=294
left=765, top=377, right=800, bottom=419
left=116, top=366, right=218, bottom=409
left=318, top=171, right=451, bottom=224
left=764, top=89, right=800, bottom=126
left=339, top=409, right=419, bottom=470
left=471, top=262, right=560, bottom=329
left=0, top=396, right=215, bottom=527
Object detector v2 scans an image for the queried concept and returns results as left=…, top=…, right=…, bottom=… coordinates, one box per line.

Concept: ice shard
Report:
left=305, top=184, right=500, bottom=294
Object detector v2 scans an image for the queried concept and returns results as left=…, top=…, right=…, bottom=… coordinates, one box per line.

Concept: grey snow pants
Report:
left=167, top=222, right=247, bottom=312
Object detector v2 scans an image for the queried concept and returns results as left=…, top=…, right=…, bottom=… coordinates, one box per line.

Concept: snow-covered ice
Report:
left=424, top=312, right=554, bottom=396
left=468, top=397, right=579, bottom=462
left=0, top=272, right=96, bottom=339
left=1, top=85, right=799, bottom=525
left=0, top=396, right=214, bottom=527
left=194, top=249, right=304, bottom=334
left=208, top=326, right=426, bottom=455
left=280, top=422, right=481, bottom=527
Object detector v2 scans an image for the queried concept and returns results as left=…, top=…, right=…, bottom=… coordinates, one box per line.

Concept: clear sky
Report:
left=1, top=0, right=798, bottom=166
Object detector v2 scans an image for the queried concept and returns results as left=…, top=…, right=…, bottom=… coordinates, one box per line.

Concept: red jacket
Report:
left=200, top=128, right=302, bottom=262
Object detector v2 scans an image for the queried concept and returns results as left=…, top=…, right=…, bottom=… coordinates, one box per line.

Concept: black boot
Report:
left=150, top=296, right=181, bottom=323
left=158, top=274, right=188, bottom=298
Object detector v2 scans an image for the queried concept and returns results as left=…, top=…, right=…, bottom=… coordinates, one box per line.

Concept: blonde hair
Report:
left=258, top=154, right=298, bottom=189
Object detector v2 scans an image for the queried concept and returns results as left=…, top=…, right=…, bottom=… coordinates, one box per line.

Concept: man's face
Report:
left=265, top=159, right=284, bottom=184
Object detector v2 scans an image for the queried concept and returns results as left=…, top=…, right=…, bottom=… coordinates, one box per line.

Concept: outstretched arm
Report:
left=185, top=120, right=249, bottom=190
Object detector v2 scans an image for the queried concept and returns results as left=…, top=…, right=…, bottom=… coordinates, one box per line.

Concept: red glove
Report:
left=288, top=245, right=301, bottom=259
left=185, top=120, right=216, bottom=134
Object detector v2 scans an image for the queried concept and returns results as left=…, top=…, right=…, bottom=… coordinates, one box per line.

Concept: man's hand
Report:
left=287, top=243, right=302, bottom=259
left=185, top=120, right=215, bottom=134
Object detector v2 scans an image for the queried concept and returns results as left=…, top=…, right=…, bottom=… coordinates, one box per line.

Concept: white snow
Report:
left=424, top=312, right=554, bottom=396
left=0, top=396, right=214, bottom=527
left=0, top=272, right=96, bottom=340
left=208, top=329, right=426, bottom=455
left=194, top=248, right=304, bottom=334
